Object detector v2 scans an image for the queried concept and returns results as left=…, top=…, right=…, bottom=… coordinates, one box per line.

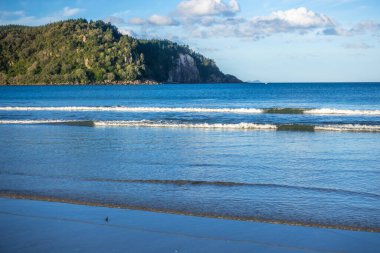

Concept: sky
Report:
left=1, top=0, right=380, bottom=82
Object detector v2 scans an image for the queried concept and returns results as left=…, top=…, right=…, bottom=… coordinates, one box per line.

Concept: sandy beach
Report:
left=0, top=197, right=379, bottom=253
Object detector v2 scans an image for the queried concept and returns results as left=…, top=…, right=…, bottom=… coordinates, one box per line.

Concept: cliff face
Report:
left=137, top=39, right=242, bottom=84
left=0, top=19, right=242, bottom=85
left=168, top=54, right=200, bottom=83
left=166, top=53, right=241, bottom=83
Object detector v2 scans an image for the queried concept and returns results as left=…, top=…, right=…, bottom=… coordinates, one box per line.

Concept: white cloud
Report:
left=176, top=0, right=240, bottom=17
left=148, top=15, right=179, bottom=26
left=250, top=7, right=335, bottom=34
left=62, top=7, right=81, bottom=17
left=188, top=7, right=336, bottom=39
left=129, top=17, right=146, bottom=25
left=129, top=15, right=178, bottom=26
left=111, top=3, right=380, bottom=42
left=187, top=16, right=245, bottom=27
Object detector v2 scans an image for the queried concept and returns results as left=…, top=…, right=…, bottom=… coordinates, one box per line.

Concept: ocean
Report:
left=0, top=83, right=379, bottom=232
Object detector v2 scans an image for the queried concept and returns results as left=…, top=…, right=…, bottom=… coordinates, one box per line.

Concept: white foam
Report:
left=305, top=108, right=380, bottom=116
left=0, top=120, right=66, bottom=124
left=2, top=106, right=380, bottom=116
left=0, top=119, right=277, bottom=130
left=0, top=106, right=263, bottom=114
left=2, top=119, right=380, bottom=133
left=94, top=121, right=278, bottom=130
left=315, top=124, right=380, bottom=132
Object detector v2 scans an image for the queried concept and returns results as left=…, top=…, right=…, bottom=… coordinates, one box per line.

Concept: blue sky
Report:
left=1, top=0, right=380, bottom=82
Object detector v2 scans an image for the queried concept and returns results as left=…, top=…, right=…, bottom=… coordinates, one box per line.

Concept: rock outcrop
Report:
left=166, top=53, right=241, bottom=83
left=168, top=54, right=200, bottom=83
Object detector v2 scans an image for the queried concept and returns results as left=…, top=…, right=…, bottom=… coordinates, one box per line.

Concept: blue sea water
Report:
left=0, top=83, right=379, bottom=231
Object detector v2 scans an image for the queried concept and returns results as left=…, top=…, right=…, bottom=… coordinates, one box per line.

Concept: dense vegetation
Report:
left=0, top=19, right=240, bottom=85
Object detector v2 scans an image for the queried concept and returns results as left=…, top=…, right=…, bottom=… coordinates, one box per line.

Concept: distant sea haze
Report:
left=0, top=83, right=379, bottom=232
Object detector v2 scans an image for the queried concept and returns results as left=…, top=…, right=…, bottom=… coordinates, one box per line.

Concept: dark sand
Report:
left=0, top=197, right=379, bottom=253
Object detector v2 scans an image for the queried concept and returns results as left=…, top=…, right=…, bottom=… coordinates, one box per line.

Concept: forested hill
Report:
left=0, top=19, right=241, bottom=85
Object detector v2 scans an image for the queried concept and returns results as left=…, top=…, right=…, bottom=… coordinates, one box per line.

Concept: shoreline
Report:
left=0, top=81, right=245, bottom=86
left=1, top=82, right=380, bottom=86
left=1, top=196, right=379, bottom=253
left=0, top=82, right=242, bottom=86
left=1, top=192, right=378, bottom=233
left=0, top=80, right=160, bottom=86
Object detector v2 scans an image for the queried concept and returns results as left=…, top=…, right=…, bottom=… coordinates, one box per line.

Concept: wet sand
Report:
left=1, top=191, right=378, bottom=233
left=0, top=197, right=379, bottom=253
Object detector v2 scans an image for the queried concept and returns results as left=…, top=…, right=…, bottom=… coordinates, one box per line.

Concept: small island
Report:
left=0, top=18, right=241, bottom=85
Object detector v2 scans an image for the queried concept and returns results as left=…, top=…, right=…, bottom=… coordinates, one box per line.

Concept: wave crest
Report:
left=2, top=120, right=380, bottom=132
left=315, top=124, right=380, bottom=132
left=0, top=120, right=95, bottom=127
left=95, top=121, right=277, bottom=130
left=1, top=106, right=380, bottom=116
left=0, top=106, right=263, bottom=114
left=305, top=108, right=380, bottom=116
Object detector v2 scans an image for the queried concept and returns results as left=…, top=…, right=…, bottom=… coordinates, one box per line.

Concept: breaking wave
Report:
left=304, top=108, right=380, bottom=116
left=94, top=120, right=277, bottom=130
left=1, top=106, right=380, bottom=116
left=315, top=124, right=380, bottom=132
left=0, top=120, right=95, bottom=127
left=2, top=119, right=380, bottom=132
left=0, top=106, right=263, bottom=114
left=0, top=120, right=66, bottom=124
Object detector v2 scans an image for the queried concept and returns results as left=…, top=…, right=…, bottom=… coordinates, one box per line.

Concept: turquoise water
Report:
left=0, top=83, right=379, bottom=231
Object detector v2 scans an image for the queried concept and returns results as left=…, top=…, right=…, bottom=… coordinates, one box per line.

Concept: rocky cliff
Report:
left=166, top=53, right=240, bottom=83
left=168, top=53, right=200, bottom=83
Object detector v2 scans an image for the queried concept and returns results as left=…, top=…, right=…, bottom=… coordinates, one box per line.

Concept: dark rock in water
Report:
left=277, top=124, right=315, bottom=132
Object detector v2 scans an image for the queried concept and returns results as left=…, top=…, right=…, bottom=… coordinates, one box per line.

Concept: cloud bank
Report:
left=122, top=0, right=380, bottom=41
left=176, top=0, right=240, bottom=17
left=187, top=7, right=337, bottom=39
left=128, top=15, right=178, bottom=26
left=2, top=0, right=377, bottom=43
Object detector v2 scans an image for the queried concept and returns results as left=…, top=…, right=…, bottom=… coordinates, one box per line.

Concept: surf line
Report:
left=1, top=106, right=380, bottom=116
left=1, top=120, right=380, bottom=132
